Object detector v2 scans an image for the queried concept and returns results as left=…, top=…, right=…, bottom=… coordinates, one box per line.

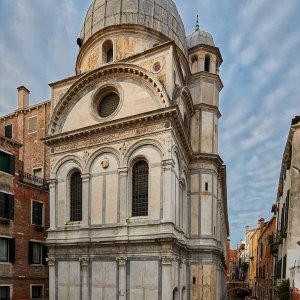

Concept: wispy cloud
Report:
left=0, top=0, right=299, bottom=247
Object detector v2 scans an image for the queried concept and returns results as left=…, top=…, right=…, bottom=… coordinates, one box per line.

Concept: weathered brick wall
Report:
left=0, top=101, right=51, bottom=178
left=0, top=137, right=49, bottom=300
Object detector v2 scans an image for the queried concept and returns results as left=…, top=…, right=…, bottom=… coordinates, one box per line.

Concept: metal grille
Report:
left=70, top=172, right=82, bottom=221
left=132, top=160, right=149, bottom=216
left=99, top=93, right=119, bottom=118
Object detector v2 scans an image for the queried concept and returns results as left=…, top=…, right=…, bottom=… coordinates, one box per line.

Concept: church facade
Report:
left=41, top=0, right=229, bottom=299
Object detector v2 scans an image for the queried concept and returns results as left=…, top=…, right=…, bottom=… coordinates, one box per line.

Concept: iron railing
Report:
left=19, top=170, right=49, bottom=191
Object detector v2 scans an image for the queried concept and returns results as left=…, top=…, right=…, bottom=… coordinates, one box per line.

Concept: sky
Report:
left=0, top=0, right=299, bottom=246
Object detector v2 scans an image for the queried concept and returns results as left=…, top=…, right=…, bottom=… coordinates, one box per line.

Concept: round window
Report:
left=98, top=93, right=120, bottom=118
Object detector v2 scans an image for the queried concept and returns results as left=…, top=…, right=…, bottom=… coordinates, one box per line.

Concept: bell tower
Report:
left=187, top=23, right=223, bottom=155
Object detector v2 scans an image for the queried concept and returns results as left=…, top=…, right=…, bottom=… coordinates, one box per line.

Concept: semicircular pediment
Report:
left=48, top=63, right=170, bottom=135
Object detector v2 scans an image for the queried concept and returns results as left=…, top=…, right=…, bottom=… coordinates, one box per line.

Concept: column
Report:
left=48, top=179, right=57, bottom=230
left=162, top=159, right=174, bottom=222
left=161, top=255, right=173, bottom=300
left=117, top=256, right=127, bottom=300
left=118, top=168, right=128, bottom=223
left=80, top=257, right=89, bottom=300
left=47, top=257, right=56, bottom=300
left=81, top=174, right=90, bottom=226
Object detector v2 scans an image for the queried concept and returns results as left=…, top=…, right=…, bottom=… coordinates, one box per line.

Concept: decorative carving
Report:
left=82, top=150, right=90, bottom=164
left=117, top=256, right=127, bottom=266
left=166, top=134, right=173, bottom=152
left=79, top=257, right=89, bottom=266
left=46, top=257, right=56, bottom=266
left=161, top=255, right=175, bottom=265
left=101, top=156, right=110, bottom=169
left=119, top=142, right=128, bottom=155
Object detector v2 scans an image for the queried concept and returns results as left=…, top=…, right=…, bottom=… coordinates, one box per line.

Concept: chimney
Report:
left=17, top=86, right=30, bottom=109
left=258, top=218, right=265, bottom=233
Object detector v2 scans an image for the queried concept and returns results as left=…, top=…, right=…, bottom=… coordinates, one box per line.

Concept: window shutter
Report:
left=9, top=154, right=15, bottom=176
left=4, top=124, right=12, bottom=139
left=8, top=195, right=14, bottom=220
left=9, top=238, right=15, bottom=263
left=32, top=201, right=39, bottom=225
left=38, top=202, right=43, bottom=226
left=0, top=192, right=4, bottom=218
left=42, top=244, right=47, bottom=265
left=28, top=241, right=33, bottom=264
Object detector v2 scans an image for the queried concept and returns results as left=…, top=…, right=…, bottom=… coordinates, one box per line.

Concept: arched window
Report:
left=132, top=160, right=149, bottom=217
left=191, top=55, right=198, bottom=74
left=204, top=55, right=210, bottom=72
left=173, top=288, right=179, bottom=300
left=103, top=40, right=113, bottom=63
left=70, top=171, right=82, bottom=221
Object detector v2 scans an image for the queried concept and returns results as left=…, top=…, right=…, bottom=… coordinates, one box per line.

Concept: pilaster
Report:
left=80, top=257, right=89, bottom=300
left=162, top=159, right=174, bottom=222
left=118, top=168, right=128, bottom=223
left=81, top=173, right=90, bottom=226
left=117, top=256, right=127, bottom=299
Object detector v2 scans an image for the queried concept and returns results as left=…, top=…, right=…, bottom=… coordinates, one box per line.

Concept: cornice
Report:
left=49, top=73, right=81, bottom=88
left=193, top=103, right=222, bottom=118
left=48, top=63, right=171, bottom=135
left=43, top=107, right=177, bottom=146
left=188, top=71, right=224, bottom=91
left=0, top=135, right=23, bottom=148
left=0, top=100, right=50, bottom=121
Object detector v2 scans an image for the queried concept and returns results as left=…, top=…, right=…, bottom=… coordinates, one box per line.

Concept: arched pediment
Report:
left=48, top=63, right=170, bottom=135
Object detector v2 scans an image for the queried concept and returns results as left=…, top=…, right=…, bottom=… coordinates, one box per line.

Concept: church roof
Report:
left=186, top=27, right=215, bottom=48
left=80, top=0, right=187, bottom=53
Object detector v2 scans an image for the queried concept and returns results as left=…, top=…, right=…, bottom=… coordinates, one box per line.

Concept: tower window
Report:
left=70, top=171, right=82, bottom=221
left=132, top=160, right=149, bottom=217
left=205, top=182, right=208, bottom=191
left=103, top=40, right=114, bottom=63
left=205, top=55, right=210, bottom=72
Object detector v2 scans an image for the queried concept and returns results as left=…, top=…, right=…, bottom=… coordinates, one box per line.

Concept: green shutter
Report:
left=8, top=195, right=14, bottom=220
left=9, top=238, right=15, bottom=263
left=28, top=241, right=33, bottom=264
left=9, top=154, right=15, bottom=175
left=0, top=192, right=4, bottom=218
left=0, top=152, right=10, bottom=173
left=42, top=244, right=47, bottom=265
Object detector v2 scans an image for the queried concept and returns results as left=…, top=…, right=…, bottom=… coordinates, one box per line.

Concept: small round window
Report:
left=98, top=93, right=120, bottom=118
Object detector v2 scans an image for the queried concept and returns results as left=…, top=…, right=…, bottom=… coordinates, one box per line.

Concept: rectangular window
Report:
left=28, top=116, right=37, bottom=133
left=31, top=285, right=43, bottom=299
left=205, top=182, right=208, bottom=191
left=28, top=241, right=46, bottom=265
left=4, top=124, right=12, bottom=139
left=0, top=286, right=10, bottom=300
left=0, top=237, right=15, bottom=263
left=0, top=193, right=14, bottom=220
left=0, top=151, right=15, bottom=175
left=32, top=201, right=43, bottom=226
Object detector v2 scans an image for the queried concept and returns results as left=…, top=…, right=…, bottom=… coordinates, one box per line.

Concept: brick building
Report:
left=0, top=86, right=51, bottom=177
left=0, top=132, right=49, bottom=299
left=256, top=216, right=276, bottom=300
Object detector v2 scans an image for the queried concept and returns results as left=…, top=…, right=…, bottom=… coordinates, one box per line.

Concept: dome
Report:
left=186, top=27, right=215, bottom=48
left=80, top=0, right=187, bottom=53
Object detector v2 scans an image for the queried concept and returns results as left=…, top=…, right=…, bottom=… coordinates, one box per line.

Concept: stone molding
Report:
left=116, top=256, right=127, bottom=266
left=43, top=107, right=176, bottom=148
left=48, top=63, right=170, bottom=135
